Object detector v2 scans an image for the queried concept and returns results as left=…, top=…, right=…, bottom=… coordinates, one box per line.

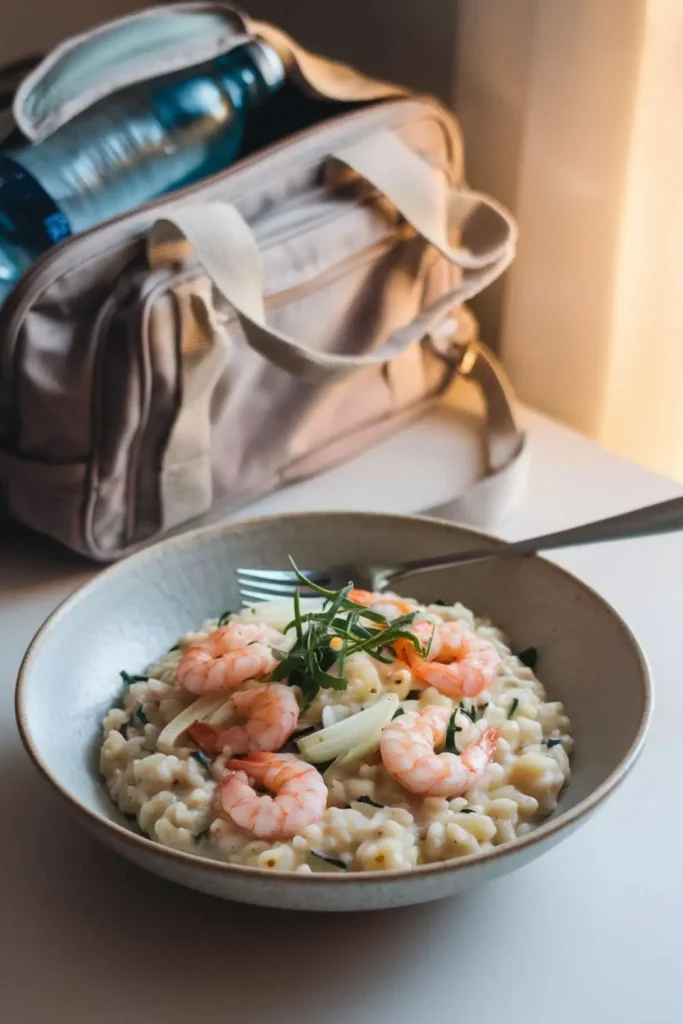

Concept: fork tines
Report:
left=236, top=567, right=332, bottom=605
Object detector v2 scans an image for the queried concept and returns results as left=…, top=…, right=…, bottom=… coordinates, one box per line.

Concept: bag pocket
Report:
left=85, top=191, right=444, bottom=557
left=0, top=447, right=88, bottom=553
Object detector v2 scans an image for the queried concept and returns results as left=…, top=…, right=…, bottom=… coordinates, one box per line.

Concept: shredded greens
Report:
left=272, top=560, right=422, bottom=709
left=120, top=670, right=148, bottom=686
left=457, top=699, right=488, bottom=723
left=355, top=796, right=385, bottom=809
left=309, top=850, right=347, bottom=871
left=218, top=610, right=233, bottom=627
left=444, top=709, right=461, bottom=755
left=134, top=706, right=148, bottom=727
left=444, top=701, right=490, bottom=755
left=193, top=829, right=211, bottom=845
left=507, top=697, right=519, bottom=719
left=190, top=749, right=214, bottom=771
left=546, top=737, right=563, bottom=748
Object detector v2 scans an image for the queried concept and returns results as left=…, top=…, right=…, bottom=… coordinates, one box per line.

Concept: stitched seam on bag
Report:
left=5, top=104, right=458, bottom=420
left=160, top=232, right=412, bottom=476
left=5, top=108, right=459, bottom=555
left=4, top=104, right=458, bottom=465
left=12, top=109, right=456, bottom=290
left=31, top=35, right=249, bottom=136
left=280, top=363, right=449, bottom=484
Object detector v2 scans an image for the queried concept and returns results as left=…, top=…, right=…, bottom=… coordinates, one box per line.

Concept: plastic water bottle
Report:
left=0, top=39, right=285, bottom=303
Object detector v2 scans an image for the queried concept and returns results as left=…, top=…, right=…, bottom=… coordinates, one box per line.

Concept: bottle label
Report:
left=0, top=153, right=72, bottom=251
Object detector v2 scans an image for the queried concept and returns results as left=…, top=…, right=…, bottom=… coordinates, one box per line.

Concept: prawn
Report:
left=177, top=622, right=282, bottom=695
left=394, top=619, right=500, bottom=699
left=380, top=705, right=500, bottom=798
left=187, top=683, right=299, bottom=757
left=348, top=589, right=416, bottom=619
left=221, top=752, right=327, bottom=838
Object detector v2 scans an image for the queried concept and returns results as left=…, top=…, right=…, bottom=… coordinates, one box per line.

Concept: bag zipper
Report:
left=106, top=224, right=405, bottom=553
left=0, top=95, right=456, bottom=436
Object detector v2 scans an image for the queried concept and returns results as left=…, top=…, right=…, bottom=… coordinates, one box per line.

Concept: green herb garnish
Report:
left=459, top=808, right=476, bottom=814
left=310, top=851, right=347, bottom=871
left=355, top=796, right=385, bottom=809
left=462, top=700, right=488, bottom=722
left=507, top=698, right=519, bottom=719
left=444, top=709, right=461, bottom=754
left=517, top=647, right=538, bottom=669
left=457, top=701, right=473, bottom=723
left=168, top=643, right=180, bottom=652
left=218, top=610, right=233, bottom=627
left=392, top=708, right=405, bottom=719
left=273, top=559, right=422, bottom=710
left=546, top=738, right=563, bottom=748
left=190, top=749, right=213, bottom=771
left=134, top=706, right=148, bottom=727
left=120, top=671, right=148, bottom=686
left=193, top=829, right=210, bottom=845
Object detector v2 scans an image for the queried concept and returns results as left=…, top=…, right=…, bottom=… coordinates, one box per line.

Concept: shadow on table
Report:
left=0, top=522, right=94, bottom=595
left=2, top=739, right=490, bottom=1023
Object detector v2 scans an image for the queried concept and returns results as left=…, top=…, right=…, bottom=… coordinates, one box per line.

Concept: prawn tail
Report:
left=461, top=727, right=500, bottom=773
left=187, top=721, right=221, bottom=755
left=479, top=727, right=500, bottom=758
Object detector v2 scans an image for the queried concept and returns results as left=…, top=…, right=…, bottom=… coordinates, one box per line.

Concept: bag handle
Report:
left=149, top=132, right=517, bottom=382
left=158, top=304, right=528, bottom=531
left=150, top=133, right=524, bottom=530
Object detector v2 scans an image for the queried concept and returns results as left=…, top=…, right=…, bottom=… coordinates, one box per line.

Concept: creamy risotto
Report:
left=100, top=586, right=572, bottom=873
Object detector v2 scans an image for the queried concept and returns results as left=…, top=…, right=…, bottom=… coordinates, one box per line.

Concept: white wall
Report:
left=455, top=1, right=683, bottom=483
left=492, top=0, right=645, bottom=438
left=451, top=0, right=538, bottom=347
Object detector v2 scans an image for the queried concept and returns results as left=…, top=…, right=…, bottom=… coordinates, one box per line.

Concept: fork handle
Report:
left=384, top=495, right=683, bottom=584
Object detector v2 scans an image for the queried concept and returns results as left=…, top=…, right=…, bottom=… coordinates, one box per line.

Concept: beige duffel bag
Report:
left=0, top=3, right=526, bottom=560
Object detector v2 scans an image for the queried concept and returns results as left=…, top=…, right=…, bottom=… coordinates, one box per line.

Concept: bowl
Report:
left=16, top=512, right=651, bottom=911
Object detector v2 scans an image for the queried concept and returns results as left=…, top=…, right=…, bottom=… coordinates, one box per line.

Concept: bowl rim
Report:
left=15, top=509, right=653, bottom=886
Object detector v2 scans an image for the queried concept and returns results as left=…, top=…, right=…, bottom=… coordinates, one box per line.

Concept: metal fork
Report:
left=237, top=495, right=683, bottom=604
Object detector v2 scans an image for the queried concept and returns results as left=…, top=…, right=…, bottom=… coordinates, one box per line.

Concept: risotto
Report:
left=100, top=585, right=572, bottom=873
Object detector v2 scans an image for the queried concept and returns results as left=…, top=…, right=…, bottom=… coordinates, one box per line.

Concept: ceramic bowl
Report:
left=16, top=512, right=651, bottom=911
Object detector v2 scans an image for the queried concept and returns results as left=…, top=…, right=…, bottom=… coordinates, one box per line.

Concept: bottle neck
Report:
left=213, top=39, right=285, bottom=111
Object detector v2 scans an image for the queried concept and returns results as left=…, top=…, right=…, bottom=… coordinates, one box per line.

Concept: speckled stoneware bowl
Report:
left=16, top=512, right=651, bottom=911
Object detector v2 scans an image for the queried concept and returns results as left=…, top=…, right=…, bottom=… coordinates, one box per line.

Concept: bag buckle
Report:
left=427, top=312, right=479, bottom=375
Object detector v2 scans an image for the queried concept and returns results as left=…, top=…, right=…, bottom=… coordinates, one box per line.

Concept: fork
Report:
left=236, top=494, right=683, bottom=604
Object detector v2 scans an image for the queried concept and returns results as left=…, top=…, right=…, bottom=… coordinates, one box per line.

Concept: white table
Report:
left=2, top=404, right=681, bottom=1024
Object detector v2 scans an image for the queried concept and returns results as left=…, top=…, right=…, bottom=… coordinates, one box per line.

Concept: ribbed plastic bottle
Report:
left=0, top=39, right=284, bottom=303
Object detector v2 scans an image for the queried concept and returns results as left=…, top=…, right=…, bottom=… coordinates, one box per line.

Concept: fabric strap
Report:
left=147, top=133, right=525, bottom=530
left=149, top=132, right=517, bottom=381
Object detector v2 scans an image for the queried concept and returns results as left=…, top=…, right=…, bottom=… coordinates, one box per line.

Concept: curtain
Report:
left=456, top=0, right=683, bottom=481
